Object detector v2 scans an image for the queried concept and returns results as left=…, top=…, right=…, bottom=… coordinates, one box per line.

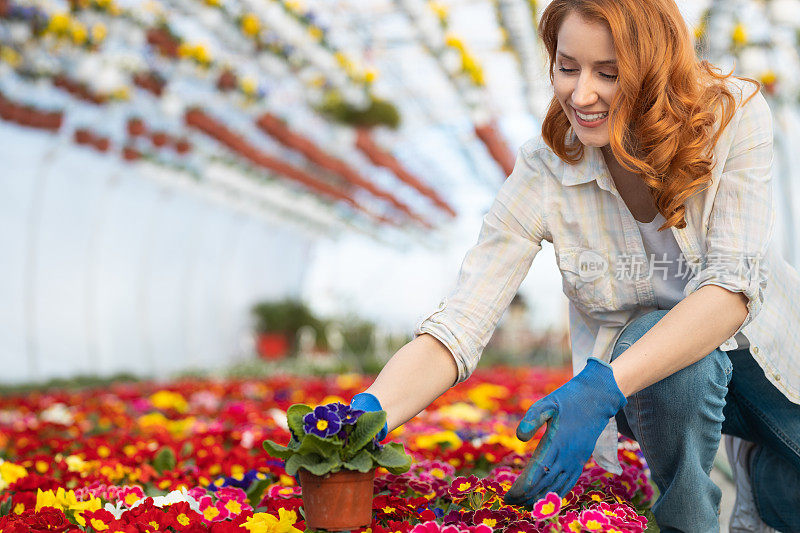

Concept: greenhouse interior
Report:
left=1, top=0, right=800, bottom=530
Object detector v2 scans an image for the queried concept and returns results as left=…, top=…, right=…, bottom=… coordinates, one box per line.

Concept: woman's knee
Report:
left=628, top=350, right=732, bottom=423
left=612, top=310, right=670, bottom=361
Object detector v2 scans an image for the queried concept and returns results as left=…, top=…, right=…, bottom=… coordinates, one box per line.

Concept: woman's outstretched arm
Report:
left=611, top=285, right=748, bottom=396
left=362, top=333, right=458, bottom=433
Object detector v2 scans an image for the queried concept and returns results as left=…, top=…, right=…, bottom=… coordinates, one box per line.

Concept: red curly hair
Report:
left=539, top=0, right=760, bottom=230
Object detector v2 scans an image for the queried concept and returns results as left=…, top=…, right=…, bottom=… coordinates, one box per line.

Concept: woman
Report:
left=352, top=0, right=800, bottom=531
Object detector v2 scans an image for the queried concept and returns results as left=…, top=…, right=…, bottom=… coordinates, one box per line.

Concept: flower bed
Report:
left=0, top=367, right=655, bottom=531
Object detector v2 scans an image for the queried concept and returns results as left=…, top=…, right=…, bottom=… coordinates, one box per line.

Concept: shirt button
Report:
left=752, top=346, right=760, bottom=355
left=774, top=374, right=782, bottom=382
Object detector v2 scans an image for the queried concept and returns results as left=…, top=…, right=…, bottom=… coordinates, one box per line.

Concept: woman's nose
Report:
left=571, top=74, right=598, bottom=107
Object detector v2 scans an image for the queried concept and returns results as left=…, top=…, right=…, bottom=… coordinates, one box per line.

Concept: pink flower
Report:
left=214, top=486, right=247, bottom=503
left=410, top=521, right=448, bottom=533
left=579, top=509, right=611, bottom=531
left=531, top=491, right=561, bottom=519
left=267, top=485, right=301, bottom=499
left=187, top=487, right=207, bottom=501
left=117, top=485, right=145, bottom=508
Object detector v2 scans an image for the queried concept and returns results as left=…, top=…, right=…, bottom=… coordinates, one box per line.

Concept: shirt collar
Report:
left=560, top=142, right=613, bottom=190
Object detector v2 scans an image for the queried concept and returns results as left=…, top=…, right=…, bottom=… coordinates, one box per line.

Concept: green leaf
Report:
left=287, top=404, right=312, bottom=440
left=371, top=442, right=412, bottom=474
left=296, top=433, right=341, bottom=457
left=153, top=446, right=176, bottom=475
left=262, top=439, right=294, bottom=461
left=0, top=496, right=12, bottom=517
left=181, top=441, right=193, bottom=457
left=345, top=411, right=386, bottom=455
left=343, top=449, right=374, bottom=473
left=285, top=453, right=340, bottom=477
left=245, top=478, right=272, bottom=508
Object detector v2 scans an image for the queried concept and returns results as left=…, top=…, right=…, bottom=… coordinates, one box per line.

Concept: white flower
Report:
left=104, top=501, right=126, bottom=519
left=40, top=403, right=74, bottom=426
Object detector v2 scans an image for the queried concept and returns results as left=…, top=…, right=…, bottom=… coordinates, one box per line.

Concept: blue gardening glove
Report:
left=504, top=357, right=627, bottom=507
left=350, top=392, right=389, bottom=441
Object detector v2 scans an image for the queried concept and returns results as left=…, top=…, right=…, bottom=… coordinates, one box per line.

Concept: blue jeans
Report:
left=611, top=310, right=800, bottom=532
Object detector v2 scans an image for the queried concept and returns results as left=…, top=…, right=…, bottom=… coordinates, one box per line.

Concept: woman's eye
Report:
left=558, top=67, right=577, bottom=73
left=600, top=72, right=618, bottom=80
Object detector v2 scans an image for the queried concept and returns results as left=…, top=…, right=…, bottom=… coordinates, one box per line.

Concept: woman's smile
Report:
left=572, top=106, right=609, bottom=128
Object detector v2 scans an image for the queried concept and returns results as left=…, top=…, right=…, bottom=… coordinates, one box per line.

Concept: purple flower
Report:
left=326, top=402, right=364, bottom=425
left=303, top=405, right=341, bottom=438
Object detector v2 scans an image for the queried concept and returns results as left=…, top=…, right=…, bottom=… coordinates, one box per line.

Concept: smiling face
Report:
left=552, top=11, right=619, bottom=148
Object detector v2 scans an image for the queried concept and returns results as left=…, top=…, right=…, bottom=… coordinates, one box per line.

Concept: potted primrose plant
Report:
left=263, top=402, right=412, bottom=530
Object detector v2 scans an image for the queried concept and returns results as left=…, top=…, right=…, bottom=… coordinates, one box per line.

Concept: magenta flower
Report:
left=558, top=510, right=582, bottom=532
left=448, top=475, right=481, bottom=499
left=409, top=521, right=449, bottom=533
left=531, top=491, right=562, bottom=519
left=579, top=509, right=611, bottom=531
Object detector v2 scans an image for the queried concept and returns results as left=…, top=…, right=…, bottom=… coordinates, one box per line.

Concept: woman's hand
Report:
left=349, top=392, right=388, bottom=441
left=504, top=358, right=627, bottom=507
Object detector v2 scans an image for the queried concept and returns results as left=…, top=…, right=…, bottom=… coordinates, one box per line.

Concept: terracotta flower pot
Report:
left=299, top=468, right=375, bottom=531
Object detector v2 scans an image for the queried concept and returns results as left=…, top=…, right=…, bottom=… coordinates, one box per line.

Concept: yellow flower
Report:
left=71, top=21, right=88, bottom=45
left=732, top=23, right=747, bottom=47
left=693, top=20, right=706, bottom=40
left=445, top=33, right=465, bottom=52
left=364, top=68, right=378, bottom=84
left=48, top=13, right=71, bottom=35
left=241, top=13, right=261, bottom=37
left=760, top=70, right=777, bottom=86
left=111, top=86, right=130, bottom=101
left=244, top=509, right=302, bottom=533
left=428, top=1, right=449, bottom=23
left=65, top=455, right=88, bottom=473
left=92, top=23, right=107, bottom=43
left=0, top=46, right=22, bottom=68
left=178, top=42, right=193, bottom=58
left=436, top=402, right=485, bottom=423
left=334, top=52, right=351, bottom=69
left=205, top=0, right=220, bottom=5
left=193, top=44, right=211, bottom=65
left=414, top=431, right=462, bottom=450
left=467, top=383, right=509, bottom=410
left=284, top=0, right=304, bottom=13
left=308, top=25, right=323, bottom=41
left=150, top=390, right=188, bottom=413
left=0, top=461, right=27, bottom=490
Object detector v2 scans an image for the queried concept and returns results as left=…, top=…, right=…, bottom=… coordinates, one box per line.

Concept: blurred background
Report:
left=2, top=0, right=800, bottom=385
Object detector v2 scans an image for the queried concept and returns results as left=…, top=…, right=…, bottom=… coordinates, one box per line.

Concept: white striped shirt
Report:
left=414, top=78, right=800, bottom=473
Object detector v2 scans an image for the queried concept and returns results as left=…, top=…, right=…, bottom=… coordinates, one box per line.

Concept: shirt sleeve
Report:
left=683, top=87, right=775, bottom=343
left=414, top=146, right=546, bottom=383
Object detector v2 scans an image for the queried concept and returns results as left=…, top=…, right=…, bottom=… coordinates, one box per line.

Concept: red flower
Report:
left=165, top=501, right=203, bottom=530
left=25, top=506, right=72, bottom=532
